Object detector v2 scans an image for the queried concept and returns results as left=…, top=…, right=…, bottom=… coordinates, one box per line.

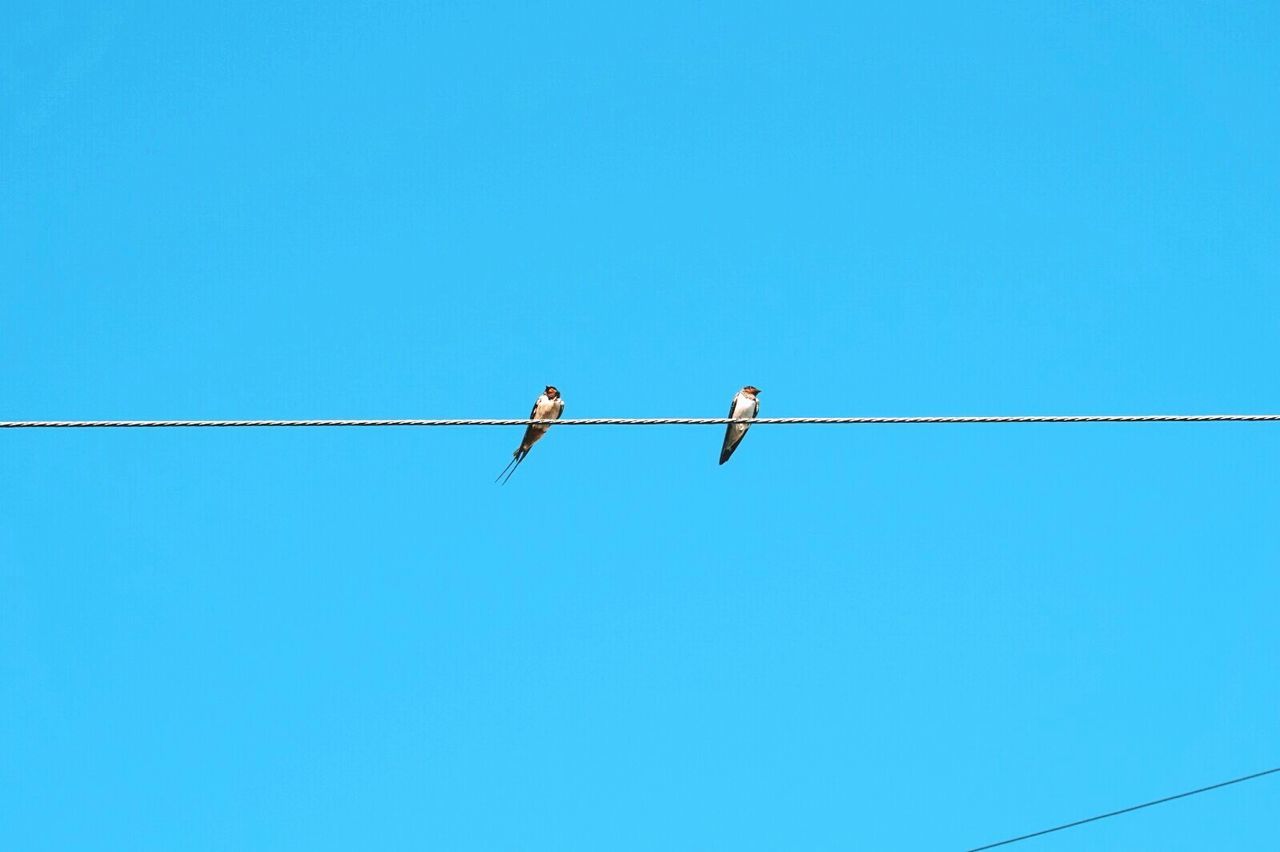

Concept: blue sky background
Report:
left=3, top=2, right=1278, bottom=849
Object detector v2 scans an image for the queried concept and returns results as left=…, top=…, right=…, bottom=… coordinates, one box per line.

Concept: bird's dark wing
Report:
left=720, top=395, right=744, bottom=465
left=513, top=398, right=540, bottom=453
left=720, top=430, right=744, bottom=464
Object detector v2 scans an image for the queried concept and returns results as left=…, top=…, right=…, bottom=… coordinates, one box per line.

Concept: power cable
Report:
left=966, top=766, right=1280, bottom=850
left=2, top=414, right=1280, bottom=429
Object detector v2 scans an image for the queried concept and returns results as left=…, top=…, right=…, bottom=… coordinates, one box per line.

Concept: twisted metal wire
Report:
left=967, top=765, right=1280, bottom=850
left=2, top=414, right=1279, bottom=429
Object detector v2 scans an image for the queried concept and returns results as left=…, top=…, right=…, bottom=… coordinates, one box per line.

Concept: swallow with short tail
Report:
left=496, top=385, right=565, bottom=485
left=719, top=385, right=760, bottom=465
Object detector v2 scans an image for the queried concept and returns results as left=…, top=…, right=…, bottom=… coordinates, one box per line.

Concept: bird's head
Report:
left=544, top=386, right=560, bottom=400
left=743, top=385, right=761, bottom=396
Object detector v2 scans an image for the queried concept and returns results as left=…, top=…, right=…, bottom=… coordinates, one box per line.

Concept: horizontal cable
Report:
left=1, top=414, right=1279, bottom=429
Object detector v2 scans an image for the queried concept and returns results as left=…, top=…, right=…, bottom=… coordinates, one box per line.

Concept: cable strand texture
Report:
left=2, top=414, right=1279, bottom=429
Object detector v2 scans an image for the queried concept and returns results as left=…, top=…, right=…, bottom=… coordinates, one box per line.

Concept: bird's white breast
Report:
left=729, top=393, right=756, bottom=432
left=532, top=396, right=563, bottom=421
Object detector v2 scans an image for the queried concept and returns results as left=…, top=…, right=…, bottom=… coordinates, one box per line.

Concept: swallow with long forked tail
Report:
left=496, top=385, right=565, bottom=485
left=719, top=385, right=760, bottom=465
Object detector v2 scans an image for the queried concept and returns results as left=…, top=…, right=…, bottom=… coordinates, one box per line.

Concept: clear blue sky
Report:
left=3, top=2, right=1278, bottom=849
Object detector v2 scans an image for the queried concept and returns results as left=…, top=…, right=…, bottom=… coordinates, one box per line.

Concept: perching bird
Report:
left=496, top=385, right=565, bottom=485
left=719, top=385, right=760, bottom=465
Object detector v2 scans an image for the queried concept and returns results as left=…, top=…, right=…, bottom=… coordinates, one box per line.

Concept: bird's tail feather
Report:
left=499, top=454, right=526, bottom=485
left=496, top=447, right=528, bottom=485
left=494, top=449, right=522, bottom=484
